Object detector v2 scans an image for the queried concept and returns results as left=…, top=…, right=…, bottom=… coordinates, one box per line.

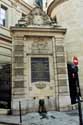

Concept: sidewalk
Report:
left=0, top=111, right=79, bottom=125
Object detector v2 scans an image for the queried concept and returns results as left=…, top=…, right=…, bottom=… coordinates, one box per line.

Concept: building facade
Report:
left=0, top=0, right=32, bottom=110
left=47, top=0, right=83, bottom=97
left=11, top=7, right=71, bottom=114
left=0, top=0, right=32, bottom=65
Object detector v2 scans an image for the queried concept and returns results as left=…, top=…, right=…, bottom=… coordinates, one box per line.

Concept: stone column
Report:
left=53, top=36, right=71, bottom=111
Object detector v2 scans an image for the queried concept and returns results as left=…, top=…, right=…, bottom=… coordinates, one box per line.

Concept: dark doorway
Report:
left=67, top=63, right=81, bottom=104
left=0, top=64, right=11, bottom=109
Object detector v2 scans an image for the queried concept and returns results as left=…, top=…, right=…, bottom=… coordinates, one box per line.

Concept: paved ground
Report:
left=0, top=110, right=80, bottom=125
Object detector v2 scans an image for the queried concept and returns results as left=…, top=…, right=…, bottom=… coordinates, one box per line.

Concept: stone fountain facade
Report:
left=10, top=7, right=71, bottom=114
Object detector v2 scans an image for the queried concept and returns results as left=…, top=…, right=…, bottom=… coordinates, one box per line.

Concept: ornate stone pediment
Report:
left=16, top=7, right=56, bottom=27
left=25, top=7, right=51, bottom=25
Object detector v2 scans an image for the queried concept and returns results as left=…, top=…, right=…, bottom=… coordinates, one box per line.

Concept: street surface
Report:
left=0, top=110, right=80, bottom=125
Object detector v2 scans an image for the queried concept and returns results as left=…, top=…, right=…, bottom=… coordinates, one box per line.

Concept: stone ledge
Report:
left=0, top=109, right=10, bottom=115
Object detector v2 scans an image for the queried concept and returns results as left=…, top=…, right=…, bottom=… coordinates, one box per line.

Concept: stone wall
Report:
left=48, top=0, right=83, bottom=96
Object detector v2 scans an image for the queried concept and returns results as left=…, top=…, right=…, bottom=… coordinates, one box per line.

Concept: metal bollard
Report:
left=78, top=98, right=82, bottom=125
left=77, top=87, right=83, bottom=125
left=19, top=101, right=22, bottom=124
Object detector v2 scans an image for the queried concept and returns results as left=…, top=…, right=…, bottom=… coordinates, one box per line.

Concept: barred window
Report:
left=31, top=57, right=50, bottom=82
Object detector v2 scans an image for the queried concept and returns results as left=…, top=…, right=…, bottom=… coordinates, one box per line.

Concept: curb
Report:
left=0, top=121, right=21, bottom=125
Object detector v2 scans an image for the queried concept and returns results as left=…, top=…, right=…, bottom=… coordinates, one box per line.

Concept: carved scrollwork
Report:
left=31, top=38, right=48, bottom=53
left=35, top=82, right=46, bottom=89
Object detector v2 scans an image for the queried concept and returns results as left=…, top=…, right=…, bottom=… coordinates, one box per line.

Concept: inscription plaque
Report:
left=31, top=58, right=50, bottom=82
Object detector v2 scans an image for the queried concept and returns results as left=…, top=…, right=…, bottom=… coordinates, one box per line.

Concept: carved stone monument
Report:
left=10, top=7, right=71, bottom=114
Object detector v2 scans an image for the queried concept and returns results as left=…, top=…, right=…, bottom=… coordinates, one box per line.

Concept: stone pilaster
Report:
left=12, top=36, right=27, bottom=114
left=54, top=36, right=71, bottom=110
left=52, top=37, right=59, bottom=110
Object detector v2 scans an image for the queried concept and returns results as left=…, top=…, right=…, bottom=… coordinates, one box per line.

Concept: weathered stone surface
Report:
left=56, top=56, right=65, bottom=63
left=11, top=7, right=71, bottom=114
left=48, top=0, right=83, bottom=97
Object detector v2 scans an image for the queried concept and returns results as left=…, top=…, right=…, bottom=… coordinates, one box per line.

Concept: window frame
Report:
left=0, top=4, right=8, bottom=27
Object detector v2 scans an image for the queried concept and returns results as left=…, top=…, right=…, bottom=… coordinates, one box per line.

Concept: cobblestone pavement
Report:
left=0, top=111, right=80, bottom=125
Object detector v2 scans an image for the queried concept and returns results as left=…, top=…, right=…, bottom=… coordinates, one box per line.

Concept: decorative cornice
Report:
left=10, top=26, right=66, bottom=37
left=47, top=0, right=68, bottom=17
